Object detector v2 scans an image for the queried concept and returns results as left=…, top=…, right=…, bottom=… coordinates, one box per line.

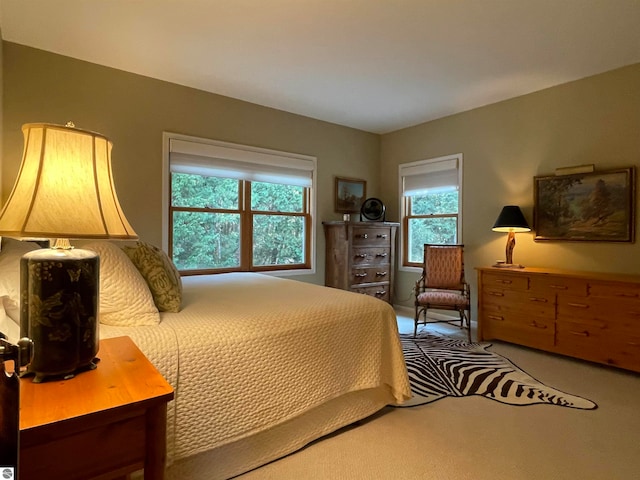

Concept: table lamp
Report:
left=491, top=205, right=531, bottom=268
left=0, top=122, right=138, bottom=382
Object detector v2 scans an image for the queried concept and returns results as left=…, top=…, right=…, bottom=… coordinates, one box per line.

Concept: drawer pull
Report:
left=375, top=290, right=387, bottom=296
left=488, top=292, right=504, bottom=297
left=496, top=279, right=512, bottom=285
left=355, top=254, right=367, bottom=259
left=376, top=234, right=388, bottom=239
left=548, top=284, right=568, bottom=290
left=356, top=233, right=368, bottom=239
left=567, top=302, right=589, bottom=309
left=615, top=292, right=639, bottom=298
left=354, top=273, right=367, bottom=278
left=487, top=315, right=504, bottom=321
left=569, top=330, right=590, bottom=337
left=529, top=321, right=547, bottom=329
left=529, top=297, right=548, bottom=303
left=375, top=271, right=388, bottom=277
left=376, top=253, right=388, bottom=258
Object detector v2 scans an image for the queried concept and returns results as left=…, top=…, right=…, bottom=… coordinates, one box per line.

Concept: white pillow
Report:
left=0, top=237, right=41, bottom=321
left=83, top=241, right=160, bottom=327
left=0, top=295, right=20, bottom=344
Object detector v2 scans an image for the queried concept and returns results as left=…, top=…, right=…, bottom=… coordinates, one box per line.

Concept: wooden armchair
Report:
left=414, top=244, right=471, bottom=341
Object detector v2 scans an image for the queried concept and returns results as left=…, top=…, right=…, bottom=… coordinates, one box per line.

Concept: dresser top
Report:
left=476, top=265, right=640, bottom=284
left=323, top=221, right=399, bottom=227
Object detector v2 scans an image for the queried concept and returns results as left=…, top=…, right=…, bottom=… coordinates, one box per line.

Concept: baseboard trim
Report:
left=392, top=304, right=458, bottom=321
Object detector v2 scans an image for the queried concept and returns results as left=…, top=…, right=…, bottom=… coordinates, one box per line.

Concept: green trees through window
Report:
left=406, top=190, right=459, bottom=264
left=170, top=173, right=309, bottom=272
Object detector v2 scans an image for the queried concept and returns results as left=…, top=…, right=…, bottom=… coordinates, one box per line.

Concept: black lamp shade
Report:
left=492, top=206, right=531, bottom=232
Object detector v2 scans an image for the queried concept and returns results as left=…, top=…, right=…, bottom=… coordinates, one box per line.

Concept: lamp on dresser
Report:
left=0, top=122, right=138, bottom=382
left=492, top=205, right=531, bottom=268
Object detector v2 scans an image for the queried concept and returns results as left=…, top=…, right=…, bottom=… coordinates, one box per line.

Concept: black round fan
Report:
left=360, top=197, right=386, bottom=221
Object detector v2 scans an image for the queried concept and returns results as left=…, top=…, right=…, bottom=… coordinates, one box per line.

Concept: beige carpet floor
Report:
left=236, top=310, right=640, bottom=480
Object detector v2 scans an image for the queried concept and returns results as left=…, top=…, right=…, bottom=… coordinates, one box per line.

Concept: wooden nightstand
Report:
left=19, top=336, right=174, bottom=480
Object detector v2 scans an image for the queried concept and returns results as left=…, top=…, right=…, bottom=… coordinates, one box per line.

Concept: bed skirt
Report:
left=166, top=386, right=395, bottom=479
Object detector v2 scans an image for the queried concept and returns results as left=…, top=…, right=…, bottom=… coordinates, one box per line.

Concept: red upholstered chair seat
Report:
left=417, top=290, right=469, bottom=308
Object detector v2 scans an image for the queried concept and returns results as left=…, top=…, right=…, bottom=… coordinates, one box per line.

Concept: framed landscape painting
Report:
left=335, top=177, right=366, bottom=213
left=534, top=167, right=635, bottom=242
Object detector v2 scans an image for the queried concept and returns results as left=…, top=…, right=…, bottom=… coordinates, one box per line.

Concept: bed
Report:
left=0, top=238, right=411, bottom=479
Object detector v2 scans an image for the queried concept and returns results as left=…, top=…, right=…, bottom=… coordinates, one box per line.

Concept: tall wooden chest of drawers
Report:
left=477, top=266, right=640, bottom=372
left=323, top=221, right=398, bottom=304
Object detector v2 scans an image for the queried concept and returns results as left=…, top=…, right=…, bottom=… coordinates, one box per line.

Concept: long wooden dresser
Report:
left=323, top=221, right=399, bottom=304
left=477, top=266, right=640, bottom=372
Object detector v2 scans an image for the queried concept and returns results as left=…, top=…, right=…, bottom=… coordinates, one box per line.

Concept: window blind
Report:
left=400, top=157, right=459, bottom=196
left=169, top=138, right=314, bottom=187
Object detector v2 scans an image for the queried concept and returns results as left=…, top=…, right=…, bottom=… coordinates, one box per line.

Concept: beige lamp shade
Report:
left=0, top=123, right=137, bottom=239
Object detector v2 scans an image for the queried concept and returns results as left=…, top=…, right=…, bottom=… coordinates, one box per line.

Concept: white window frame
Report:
left=162, top=132, right=317, bottom=275
left=398, top=153, right=463, bottom=272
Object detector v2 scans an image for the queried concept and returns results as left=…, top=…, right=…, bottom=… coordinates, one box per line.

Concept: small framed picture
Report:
left=335, top=177, right=366, bottom=213
left=534, top=167, right=635, bottom=242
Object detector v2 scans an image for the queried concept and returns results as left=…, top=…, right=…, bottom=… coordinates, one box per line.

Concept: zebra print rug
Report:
left=398, top=333, right=597, bottom=409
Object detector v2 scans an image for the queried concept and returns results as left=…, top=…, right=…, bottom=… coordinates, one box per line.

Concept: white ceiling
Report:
left=1, top=0, right=639, bottom=134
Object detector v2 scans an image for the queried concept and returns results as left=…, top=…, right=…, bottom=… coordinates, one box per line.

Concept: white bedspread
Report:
left=101, top=272, right=411, bottom=474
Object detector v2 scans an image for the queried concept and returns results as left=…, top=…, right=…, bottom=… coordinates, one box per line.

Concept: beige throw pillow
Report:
left=83, top=241, right=160, bottom=326
left=122, top=241, right=182, bottom=312
left=0, top=295, right=20, bottom=344
left=0, top=237, right=41, bottom=321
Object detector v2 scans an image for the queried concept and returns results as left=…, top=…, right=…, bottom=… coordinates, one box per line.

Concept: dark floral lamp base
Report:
left=20, top=248, right=99, bottom=383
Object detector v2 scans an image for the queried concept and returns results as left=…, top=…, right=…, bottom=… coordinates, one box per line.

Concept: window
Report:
left=399, top=154, right=462, bottom=268
left=165, top=134, right=316, bottom=275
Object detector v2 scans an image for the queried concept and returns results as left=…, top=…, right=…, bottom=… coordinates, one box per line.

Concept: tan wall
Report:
left=1, top=42, right=381, bottom=285
left=3, top=42, right=638, bottom=303
left=381, top=63, right=640, bottom=308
